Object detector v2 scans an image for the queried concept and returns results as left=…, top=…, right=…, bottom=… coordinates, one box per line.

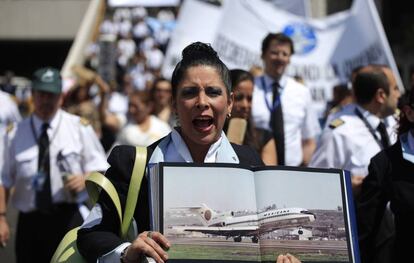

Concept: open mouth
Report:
left=192, top=116, right=214, bottom=131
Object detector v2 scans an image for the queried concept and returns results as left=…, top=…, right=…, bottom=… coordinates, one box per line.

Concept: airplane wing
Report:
left=171, top=225, right=259, bottom=237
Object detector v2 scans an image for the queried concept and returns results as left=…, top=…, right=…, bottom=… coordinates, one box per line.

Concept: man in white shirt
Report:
left=252, top=33, right=320, bottom=166
left=0, top=67, right=109, bottom=262
left=310, top=65, right=400, bottom=263
left=310, top=65, right=400, bottom=191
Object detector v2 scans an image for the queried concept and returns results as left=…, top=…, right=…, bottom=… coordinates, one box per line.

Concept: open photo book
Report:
left=148, top=163, right=360, bottom=263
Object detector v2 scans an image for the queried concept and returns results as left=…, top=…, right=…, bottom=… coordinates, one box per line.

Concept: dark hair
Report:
left=353, top=68, right=390, bottom=105
left=261, top=33, right=294, bottom=55
left=398, top=89, right=414, bottom=135
left=171, top=42, right=231, bottom=98
left=230, top=69, right=254, bottom=91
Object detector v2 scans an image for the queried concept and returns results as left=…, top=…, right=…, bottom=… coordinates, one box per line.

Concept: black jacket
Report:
left=77, top=140, right=263, bottom=262
left=357, top=140, right=414, bottom=263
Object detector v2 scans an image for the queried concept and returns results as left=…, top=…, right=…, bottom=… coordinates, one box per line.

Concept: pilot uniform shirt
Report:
left=1, top=109, right=109, bottom=212
left=252, top=74, right=321, bottom=166
left=309, top=105, right=397, bottom=176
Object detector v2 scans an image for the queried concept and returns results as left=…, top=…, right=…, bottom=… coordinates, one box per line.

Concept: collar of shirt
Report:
left=170, top=128, right=223, bottom=163
left=355, top=105, right=381, bottom=129
left=263, top=74, right=287, bottom=92
left=149, top=129, right=239, bottom=164
left=32, top=109, right=62, bottom=138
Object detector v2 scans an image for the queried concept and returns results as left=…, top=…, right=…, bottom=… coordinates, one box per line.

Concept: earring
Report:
left=227, top=113, right=232, bottom=119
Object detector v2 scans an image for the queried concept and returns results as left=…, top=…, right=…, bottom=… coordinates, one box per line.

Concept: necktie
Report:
left=36, top=122, right=52, bottom=211
left=269, top=82, right=285, bottom=165
left=377, top=121, right=390, bottom=149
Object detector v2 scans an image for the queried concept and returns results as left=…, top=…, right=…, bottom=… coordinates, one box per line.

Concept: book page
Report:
left=253, top=168, right=354, bottom=263
left=159, top=163, right=262, bottom=262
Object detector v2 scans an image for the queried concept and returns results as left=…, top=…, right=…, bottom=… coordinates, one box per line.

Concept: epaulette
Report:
left=6, top=122, right=14, bottom=133
left=329, top=118, right=344, bottom=129
left=79, top=117, right=90, bottom=126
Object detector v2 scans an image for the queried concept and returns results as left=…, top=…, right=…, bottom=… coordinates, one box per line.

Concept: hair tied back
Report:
left=181, top=42, right=218, bottom=61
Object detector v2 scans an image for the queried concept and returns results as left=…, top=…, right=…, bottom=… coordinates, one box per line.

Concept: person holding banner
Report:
left=77, top=42, right=300, bottom=263
left=251, top=33, right=320, bottom=167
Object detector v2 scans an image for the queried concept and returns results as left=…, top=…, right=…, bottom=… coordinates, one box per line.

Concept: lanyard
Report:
left=354, top=108, right=384, bottom=149
left=261, top=76, right=282, bottom=112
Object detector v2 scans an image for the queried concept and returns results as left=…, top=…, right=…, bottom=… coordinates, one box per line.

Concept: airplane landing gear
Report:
left=251, top=236, right=259, bottom=243
left=234, top=236, right=242, bottom=242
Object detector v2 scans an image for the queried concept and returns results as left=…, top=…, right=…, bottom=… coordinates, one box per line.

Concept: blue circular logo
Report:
left=283, top=23, right=317, bottom=55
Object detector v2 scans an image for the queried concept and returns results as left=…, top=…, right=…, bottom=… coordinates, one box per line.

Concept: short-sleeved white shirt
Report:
left=309, top=105, right=398, bottom=176
left=252, top=74, right=321, bottom=166
left=1, top=109, right=109, bottom=212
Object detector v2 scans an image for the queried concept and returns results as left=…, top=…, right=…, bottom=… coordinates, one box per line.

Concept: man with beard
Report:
left=0, top=67, right=108, bottom=262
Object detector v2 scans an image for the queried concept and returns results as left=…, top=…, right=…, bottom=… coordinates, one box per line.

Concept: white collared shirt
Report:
left=252, top=74, right=321, bottom=166
left=310, top=105, right=398, bottom=176
left=0, top=90, right=21, bottom=127
left=165, top=129, right=223, bottom=163
left=1, top=109, right=109, bottom=212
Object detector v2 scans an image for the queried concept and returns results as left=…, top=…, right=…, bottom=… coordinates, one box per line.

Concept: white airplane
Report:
left=169, top=204, right=316, bottom=243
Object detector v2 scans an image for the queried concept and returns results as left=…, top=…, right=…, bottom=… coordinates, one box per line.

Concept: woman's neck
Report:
left=177, top=128, right=211, bottom=163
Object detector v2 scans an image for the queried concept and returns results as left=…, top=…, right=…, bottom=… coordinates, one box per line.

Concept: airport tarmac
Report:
left=167, top=236, right=349, bottom=262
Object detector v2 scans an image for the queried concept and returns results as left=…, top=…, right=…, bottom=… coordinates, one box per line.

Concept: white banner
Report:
left=162, top=0, right=222, bottom=78
left=162, top=0, right=402, bottom=116
left=108, top=0, right=179, bottom=7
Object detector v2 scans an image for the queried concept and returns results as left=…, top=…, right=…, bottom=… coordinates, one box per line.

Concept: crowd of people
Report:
left=0, top=5, right=412, bottom=263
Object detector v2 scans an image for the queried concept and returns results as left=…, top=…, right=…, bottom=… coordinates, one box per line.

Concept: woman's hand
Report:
left=123, top=231, right=170, bottom=263
left=276, top=253, right=301, bottom=263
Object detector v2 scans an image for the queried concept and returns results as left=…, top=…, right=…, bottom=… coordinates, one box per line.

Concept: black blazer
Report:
left=77, top=140, right=263, bottom=262
left=357, top=140, right=414, bottom=263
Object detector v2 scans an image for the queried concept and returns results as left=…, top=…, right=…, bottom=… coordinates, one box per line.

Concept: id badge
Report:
left=32, top=171, right=46, bottom=191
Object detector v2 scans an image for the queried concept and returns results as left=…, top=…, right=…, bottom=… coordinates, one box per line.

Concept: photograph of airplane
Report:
left=169, top=204, right=316, bottom=243
left=152, top=163, right=358, bottom=262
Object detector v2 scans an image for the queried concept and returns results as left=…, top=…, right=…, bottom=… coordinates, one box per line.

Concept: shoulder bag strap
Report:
left=85, top=171, right=123, bottom=225
left=121, top=146, right=147, bottom=238
left=51, top=172, right=122, bottom=263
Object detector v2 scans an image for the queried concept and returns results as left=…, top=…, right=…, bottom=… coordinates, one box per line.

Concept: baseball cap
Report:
left=32, top=67, right=62, bottom=94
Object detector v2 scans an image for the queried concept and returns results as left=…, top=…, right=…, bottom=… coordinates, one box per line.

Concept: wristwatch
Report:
left=120, top=246, right=147, bottom=263
left=120, top=246, right=131, bottom=263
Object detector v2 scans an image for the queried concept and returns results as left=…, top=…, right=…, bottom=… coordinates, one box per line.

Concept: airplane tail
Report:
left=191, top=203, right=217, bottom=226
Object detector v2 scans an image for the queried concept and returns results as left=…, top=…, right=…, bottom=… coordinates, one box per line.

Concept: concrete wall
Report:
left=0, top=0, right=90, bottom=40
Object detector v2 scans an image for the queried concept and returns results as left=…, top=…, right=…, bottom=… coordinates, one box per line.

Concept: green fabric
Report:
left=32, top=67, right=62, bottom=94
left=50, top=146, right=147, bottom=263
left=121, top=146, right=147, bottom=239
